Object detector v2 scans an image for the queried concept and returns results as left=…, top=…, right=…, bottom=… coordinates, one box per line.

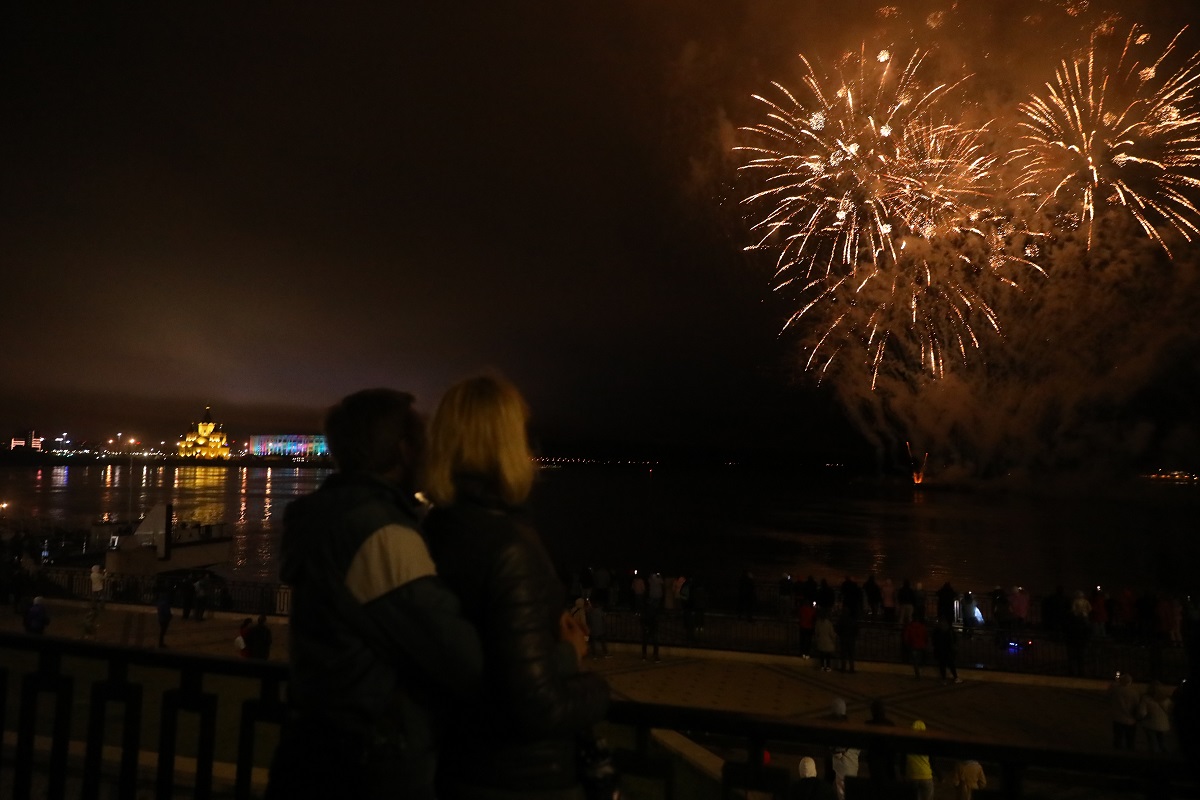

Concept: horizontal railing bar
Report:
left=0, top=631, right=288, bottom=681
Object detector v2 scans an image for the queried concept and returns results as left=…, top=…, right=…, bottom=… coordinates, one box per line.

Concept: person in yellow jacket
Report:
left=906, top=720, right=935, bottom=800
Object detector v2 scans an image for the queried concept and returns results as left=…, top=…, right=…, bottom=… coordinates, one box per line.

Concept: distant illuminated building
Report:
left=178, top=407, right=232, bottom=459
left=9, top=431, right=44, bottom=451
left=248, top=434, right=327, bottom=458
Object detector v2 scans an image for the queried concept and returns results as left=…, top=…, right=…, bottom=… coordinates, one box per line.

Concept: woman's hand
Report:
left=559, top=610, right=588, bottom=662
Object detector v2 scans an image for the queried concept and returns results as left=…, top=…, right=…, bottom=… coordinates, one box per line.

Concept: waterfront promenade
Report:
left=1, top=599, right=1190, bottom=799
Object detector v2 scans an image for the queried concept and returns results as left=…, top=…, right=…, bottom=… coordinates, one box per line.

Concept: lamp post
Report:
left=127, top=437, right=138, bottom=522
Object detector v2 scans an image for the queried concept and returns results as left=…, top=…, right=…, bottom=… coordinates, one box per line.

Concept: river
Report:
left=1, top=462, right=1197, bottom=598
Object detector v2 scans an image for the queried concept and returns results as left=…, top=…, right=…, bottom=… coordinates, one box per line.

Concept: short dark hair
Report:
left=324, top=389, right=425, bottom=476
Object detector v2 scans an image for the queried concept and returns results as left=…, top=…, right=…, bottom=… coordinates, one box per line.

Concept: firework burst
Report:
left=1012, top=25, right=1200, bottom=255
left=737, top=48, right=1039, bottom=385
left=737, top=48, right=954, bottom=278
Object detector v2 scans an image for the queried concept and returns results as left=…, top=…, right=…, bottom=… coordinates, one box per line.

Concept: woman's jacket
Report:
left=425, top=480, right=610, bottom=792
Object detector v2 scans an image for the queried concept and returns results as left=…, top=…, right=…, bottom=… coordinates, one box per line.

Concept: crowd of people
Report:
left=562, top=566, right=1195, bottom=687
left=564, top=567, right=1194, bottom=649
left=560, top=566, right=1195, bottom=765
left=773, top=575, right=972, bottom=685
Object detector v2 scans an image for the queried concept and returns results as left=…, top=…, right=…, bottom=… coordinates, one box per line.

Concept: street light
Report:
left=126, top=437, right=138, bottom=520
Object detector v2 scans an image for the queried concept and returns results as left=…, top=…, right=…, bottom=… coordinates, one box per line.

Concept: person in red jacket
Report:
left=796, top=599, right=817, bottom=659
left=902, top=618, right=929, bottom=679
left=235, top=618, right=253, bottom=658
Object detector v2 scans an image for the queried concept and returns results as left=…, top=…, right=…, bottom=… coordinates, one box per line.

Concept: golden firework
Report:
left=1012, top=25, right=1200, bottom=255
left=737, top=47, right=1039, bottom=385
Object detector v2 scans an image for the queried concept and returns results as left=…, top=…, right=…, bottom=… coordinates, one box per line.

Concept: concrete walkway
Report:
left=595, top=647, right=1116, bottom=751
left=0, top=600, right=1157, bottom=753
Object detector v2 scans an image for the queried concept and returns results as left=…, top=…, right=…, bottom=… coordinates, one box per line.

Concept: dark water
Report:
left=530, top=465, right=1200, bottom=599
left=2, top=463, right=1198, bottom=595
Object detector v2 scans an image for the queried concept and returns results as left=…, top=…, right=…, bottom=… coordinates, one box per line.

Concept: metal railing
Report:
left=0, top=631, right=286, bottom=800
left=35, top=568, right=293, bottom=616
left=0, top=632, right=1194, bottom=800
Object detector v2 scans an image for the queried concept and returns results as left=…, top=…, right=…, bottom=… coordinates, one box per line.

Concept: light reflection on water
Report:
left=0, top=464, right=329, bottom=581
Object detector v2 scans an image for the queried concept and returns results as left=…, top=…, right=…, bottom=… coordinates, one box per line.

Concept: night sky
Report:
left=4, top=2, right=1200, bottom=472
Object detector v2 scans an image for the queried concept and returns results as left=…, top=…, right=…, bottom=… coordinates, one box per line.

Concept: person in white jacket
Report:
left=89, top=564, right=107, bottom=607
left=828, top=697, right=860, bottom=800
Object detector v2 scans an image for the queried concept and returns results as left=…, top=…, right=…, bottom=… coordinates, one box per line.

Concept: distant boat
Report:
left=104, top=503, right=232, bottom=576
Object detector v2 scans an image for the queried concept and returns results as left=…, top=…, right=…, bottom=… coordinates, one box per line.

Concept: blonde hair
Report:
left=424, top=374, right=536, bottom=507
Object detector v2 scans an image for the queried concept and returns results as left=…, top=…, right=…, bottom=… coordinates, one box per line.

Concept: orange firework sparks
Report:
left=737, top=47, right=1041, bottom=387
left=1012, top=25, right=1200, bottom=256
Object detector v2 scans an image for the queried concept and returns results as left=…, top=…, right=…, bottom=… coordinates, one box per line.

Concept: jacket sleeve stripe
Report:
left=345, top=523, right=438, bottom=604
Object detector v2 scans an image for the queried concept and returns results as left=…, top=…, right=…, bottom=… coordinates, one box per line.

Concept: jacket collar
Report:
left=452, top=472, right=523, bottom=515
left=323, top=471, right=423, bottom=518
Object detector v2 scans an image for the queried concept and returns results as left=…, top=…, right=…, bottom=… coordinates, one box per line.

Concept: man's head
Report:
left=324, top=389, right=425, bottom=487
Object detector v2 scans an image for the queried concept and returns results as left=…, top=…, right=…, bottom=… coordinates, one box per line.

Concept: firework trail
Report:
left=1012, top=25, right=1200, bottom=255
left=737, top=47, right=1040, bottom=386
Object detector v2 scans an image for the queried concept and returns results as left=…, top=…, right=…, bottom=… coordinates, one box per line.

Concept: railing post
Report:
left=157, top=667, right=219, bottom=800
left=14, top=650, right=73, bottom=800
left=235, top=677, right=287, bottom=800
left=82, top=658, right=143, bottom=800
